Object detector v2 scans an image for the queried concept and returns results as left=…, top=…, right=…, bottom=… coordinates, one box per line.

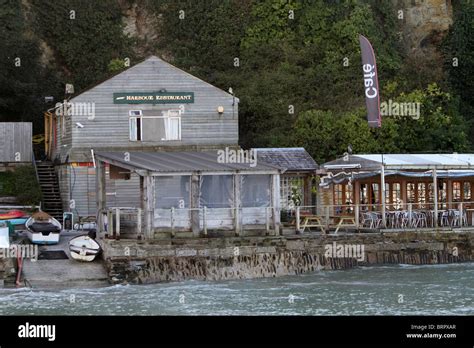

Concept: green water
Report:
left=0, top=263, right=472, bottom=315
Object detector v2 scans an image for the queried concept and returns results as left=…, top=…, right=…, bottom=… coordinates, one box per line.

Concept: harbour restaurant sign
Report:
left=113, top=92, right=194, bottom=104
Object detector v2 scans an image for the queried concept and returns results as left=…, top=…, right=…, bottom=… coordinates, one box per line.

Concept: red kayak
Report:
left=0, top=210, right=28, bottom=220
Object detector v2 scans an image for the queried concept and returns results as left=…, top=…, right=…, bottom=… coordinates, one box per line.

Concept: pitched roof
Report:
left=255, top=148, right=318, bottom=171
left=95, top=151, right=279, bottom=174
left=70, top=55, right=238, bottom=102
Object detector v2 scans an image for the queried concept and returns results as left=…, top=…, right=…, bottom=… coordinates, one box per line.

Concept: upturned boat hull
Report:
left=69, top=235, right=101, bottom=262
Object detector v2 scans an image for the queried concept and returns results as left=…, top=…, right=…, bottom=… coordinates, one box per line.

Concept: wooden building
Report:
left=45, top=56, right=240, bottom=218
left=42, top=56, right=318, bottom=236
left=256, top=148, right=317, bottom=209
left=95, top=151, right=281, bottom=238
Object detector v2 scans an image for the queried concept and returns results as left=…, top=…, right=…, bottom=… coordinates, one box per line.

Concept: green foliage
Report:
left=0, top=166, right=41, bottom=205
left=14, top=166, right=42, bottom=205
left=0, top=0, right=61, bottom=125
left=0, top=171, right=16, bottom=195
left=108, top=58, right=127, bottom=73
left=444, top=0, right=474, bottom=139
left=0, top=0, right=471, bottom=163
left=29, top=0, right=136, bottom=90
left=291, top=84, right=470, bottom=163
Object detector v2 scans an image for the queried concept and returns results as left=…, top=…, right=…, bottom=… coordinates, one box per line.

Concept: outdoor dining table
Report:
left=329, top=215, right=357, bottom=234
left=300, top=215, right=325, bottom=233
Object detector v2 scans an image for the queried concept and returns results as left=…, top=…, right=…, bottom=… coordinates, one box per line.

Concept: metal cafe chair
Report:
left=412, top=211, right=428, bottom=228
left=361, top=212, right=376, bottom=229
left=450, top=209, right=467, bottom=227
left=371, top=212, right=383, bottom=229
left=440, top=211, right=450, bottom=227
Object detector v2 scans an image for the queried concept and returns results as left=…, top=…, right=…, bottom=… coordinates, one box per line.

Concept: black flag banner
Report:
left=359, top=34, right=381, bottom=128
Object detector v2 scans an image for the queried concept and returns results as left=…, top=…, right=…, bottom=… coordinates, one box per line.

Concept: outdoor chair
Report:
left=450, top=209, right=467, bottom=227
left=440, top=211, right=450, bottom=227
left=361, top=212, right=375, bottom=229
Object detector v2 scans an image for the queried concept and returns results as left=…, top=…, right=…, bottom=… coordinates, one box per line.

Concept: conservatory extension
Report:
left=94, top=151, right=282, bottom=239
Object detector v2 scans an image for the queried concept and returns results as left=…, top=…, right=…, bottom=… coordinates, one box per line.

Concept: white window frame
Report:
left=129, top=110, right=143, bottom=141
left=129, top=109, right=181, bottom=142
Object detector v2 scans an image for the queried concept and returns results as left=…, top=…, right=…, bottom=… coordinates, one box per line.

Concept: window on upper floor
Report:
left=129, top=109, right=181, bottom=142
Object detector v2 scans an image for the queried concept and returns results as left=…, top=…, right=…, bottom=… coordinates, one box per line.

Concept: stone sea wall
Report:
left=101, top=231, right=474, bottom=285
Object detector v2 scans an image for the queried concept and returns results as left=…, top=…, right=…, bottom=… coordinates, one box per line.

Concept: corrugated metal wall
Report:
left=0, top=123, right=32, bottom=162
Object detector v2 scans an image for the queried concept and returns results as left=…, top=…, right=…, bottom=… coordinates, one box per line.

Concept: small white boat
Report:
left=0, top=221, right=10, bottom=248
left=25, top=212, right=61, bottom=245
left=69, top=235, right=101, bottom=262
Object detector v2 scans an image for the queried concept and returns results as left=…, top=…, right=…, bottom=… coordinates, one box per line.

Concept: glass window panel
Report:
left=453, top=181, right=461, bottom=202
left=407, top=183, right=415, bottom=204
left=418, top=183, right=426, bottom=207
left=142, top=118, right=166, bottom=141
left=200, top=175, right=233, bottom=208
left=334, top=184, right=343, bottom=205
left=242, top=175, right=271, bottom=207
left=464, top=182, right=471, bottom=201
left=360, top=183, right=369, bottom=208
left=371, top=183, right=379, bottom=205
left=392, top=183, right=401, bottom=209
left=155, top=176, right=190, bottom=209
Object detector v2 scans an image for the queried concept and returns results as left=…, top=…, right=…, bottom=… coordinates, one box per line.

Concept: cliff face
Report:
left=116, top=0, right=453, bottom=59
left=397, top=0, right=453, bottom=56
left=20, top=0, right=454, bottom=84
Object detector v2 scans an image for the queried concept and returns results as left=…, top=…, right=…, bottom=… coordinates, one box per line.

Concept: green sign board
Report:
left=113, top=92, right=194, bottom=104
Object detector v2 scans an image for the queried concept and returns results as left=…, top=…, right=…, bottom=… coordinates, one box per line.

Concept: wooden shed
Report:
left=0, top=122, right=33, bottom=166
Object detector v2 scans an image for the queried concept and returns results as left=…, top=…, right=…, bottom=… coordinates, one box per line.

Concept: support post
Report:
left=95, top=159, right=106, bottom=236
left=203, top=206, right=207, bottom=236
left=265, top=207, right=270, bottom=233
left=191, top=174, right=200, bottom=237
left=381, top=163, right=386, bottom=228
left=170, top=207, right=175, bottom=237
left=296, top=206, right=301, bottom=233
left=408, top=203, right=413, bottom=228
left=325, top=205, right=330, bottom=233
left=271, top=174, right=281, bottom=236
left=459, top=202, right=463, bottom=228
left=136, top=208, right=142, bottom=239
left=115, top=207, right=120, bottom=240
left=143, top=174, right=155, bottom=239
left=234, top=174, right=242, bottom=236
left=433, top=168, right=438, bottom=227
left=355, top=204, right=360, bottom=229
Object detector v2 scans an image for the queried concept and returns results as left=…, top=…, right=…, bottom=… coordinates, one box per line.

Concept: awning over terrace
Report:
left=321, top=170, right=474, bottom=186
left=324, top=154, right=474, bottom=171
left=321, top=154, right=474, bottom=228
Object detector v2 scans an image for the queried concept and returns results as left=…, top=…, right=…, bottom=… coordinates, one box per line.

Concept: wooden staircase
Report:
left=36, top=161, right=63, bottom=221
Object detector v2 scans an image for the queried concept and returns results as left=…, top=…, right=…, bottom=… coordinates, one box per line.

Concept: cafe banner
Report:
left=359, top=35, right=381, bottom=128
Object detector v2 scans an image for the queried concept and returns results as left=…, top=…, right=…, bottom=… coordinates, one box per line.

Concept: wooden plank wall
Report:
left=0, top=123, right=32, bottom=162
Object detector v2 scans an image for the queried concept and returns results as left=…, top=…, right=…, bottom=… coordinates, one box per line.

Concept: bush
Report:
left=0, top=171, right=16, bottom=195
left=1, top=165, right=42, bottom=206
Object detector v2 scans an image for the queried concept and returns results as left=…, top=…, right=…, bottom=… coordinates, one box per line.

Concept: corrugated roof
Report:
left=95, top=151, right=279, bottom=173
left=324, top=154, right=474, bottom=170
left=255, top=148, right=318, bottom=171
